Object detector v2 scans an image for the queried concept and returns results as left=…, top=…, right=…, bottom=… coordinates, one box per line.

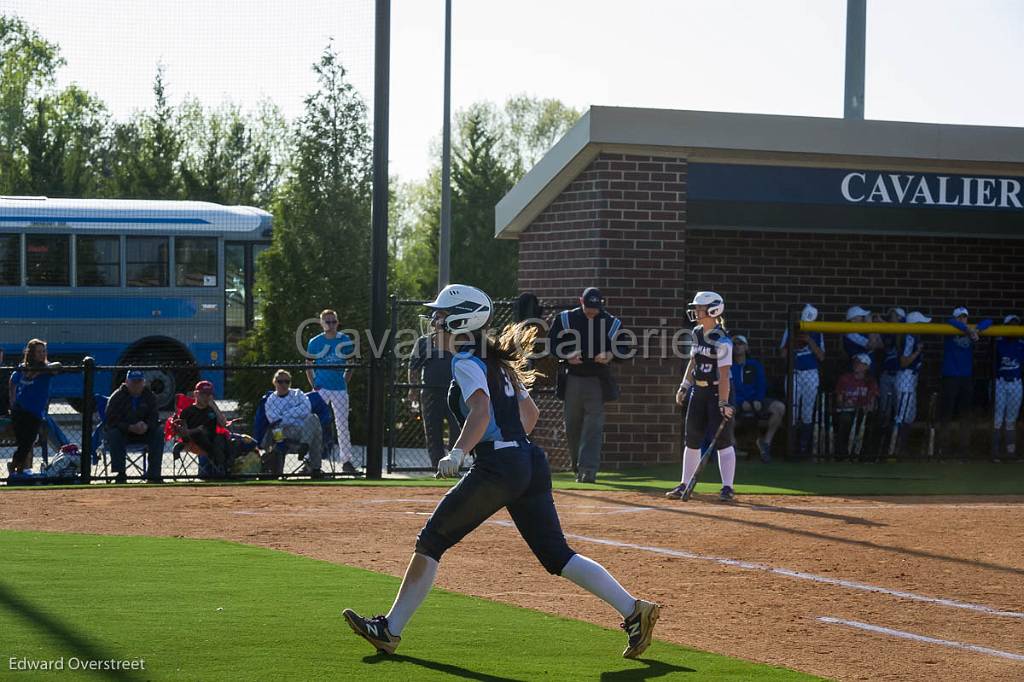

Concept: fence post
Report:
left=385, top=295, right=398, bottom=474
left=786, top=306, right=797, bottom=461
left=80, top=357, right=95, bottom=484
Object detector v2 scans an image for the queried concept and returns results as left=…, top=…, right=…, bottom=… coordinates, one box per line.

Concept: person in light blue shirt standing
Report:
left=992, top=314, right=1024, bottom=461
left=938, top=306, right=992, bottom=459
left=306, top=309, right=356, bottom=474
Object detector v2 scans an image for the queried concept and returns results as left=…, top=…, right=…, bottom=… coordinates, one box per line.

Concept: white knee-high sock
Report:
left=718, top=446, right=736, bottom=488
left=561, top=554, right=636, bottom=618
left=682, top=447, right=701, bottom=484
left=386, top=553, right=439, bottom=635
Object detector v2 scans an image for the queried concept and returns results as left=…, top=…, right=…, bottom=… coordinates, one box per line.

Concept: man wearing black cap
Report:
left=548, top=287, right=626, bottom=482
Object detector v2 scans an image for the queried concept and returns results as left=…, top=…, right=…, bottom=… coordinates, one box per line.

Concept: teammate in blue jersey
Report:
left=938, top=307, right=993, bottom=459
left=779, top=304, right=824, bottom=457
left=992, top=314, right=1024, bottom=461
left=343, top=285, right=660, bottom=659
left=667, top=291, right=737, bottom=501
left=878, top=307, right=906, bottom=421
left=893, top=311, right=930, bottom=455
left=843, top=305, right=883, bottom=370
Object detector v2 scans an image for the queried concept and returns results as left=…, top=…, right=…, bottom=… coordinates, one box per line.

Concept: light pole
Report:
left=438, top=0, right=452, bottom=289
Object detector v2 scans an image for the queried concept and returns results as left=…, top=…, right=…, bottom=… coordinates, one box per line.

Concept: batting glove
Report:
left=719, top=402, right=735, bottom=420
left=437, top=447, right=466, bottom=478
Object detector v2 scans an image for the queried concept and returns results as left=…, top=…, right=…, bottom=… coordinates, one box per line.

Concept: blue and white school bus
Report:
left=0, top=197, right=272, bottom=408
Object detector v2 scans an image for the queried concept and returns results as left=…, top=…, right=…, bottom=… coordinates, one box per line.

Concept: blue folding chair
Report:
left=91, top=394, right=150, bottom=480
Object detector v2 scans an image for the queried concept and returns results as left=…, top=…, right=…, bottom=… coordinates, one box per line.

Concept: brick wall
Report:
left=518, top=151, right=1024, bottom=469
left=519, top=152, right=689, bottom=469
left=685, top=229, right=1024, bottom=395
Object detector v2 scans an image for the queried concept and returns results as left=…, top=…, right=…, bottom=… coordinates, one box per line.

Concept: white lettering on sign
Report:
left=840, top=172, right=1023, bottom=209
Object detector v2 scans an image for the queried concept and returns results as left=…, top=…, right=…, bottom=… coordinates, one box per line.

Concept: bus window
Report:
left=76, top=235, right=120, bottom=287
left=0, top=234, right=18, bottom=285
left=126, top=236, right=168, bottom=287
left=175, top=236, right=217, bottom=287
left=225, top=243, right=246, bottom=364
left=26, top=234, right=70, bottom=286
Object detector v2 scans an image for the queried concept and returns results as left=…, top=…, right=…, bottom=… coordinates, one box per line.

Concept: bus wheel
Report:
left=140, top=367, right=179, bottom=411
left=119, top=349, right=199, bottom=411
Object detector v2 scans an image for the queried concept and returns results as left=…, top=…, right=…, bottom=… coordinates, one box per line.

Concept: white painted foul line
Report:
left=485, top=520, right=1024, bottom=620
left=818, top=616, right=1024, bottom=661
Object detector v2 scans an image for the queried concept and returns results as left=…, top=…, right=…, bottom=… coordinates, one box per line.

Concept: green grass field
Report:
left=6, top=458, right=1023, bottom=496
left=0, top=531, right=819, bottom=681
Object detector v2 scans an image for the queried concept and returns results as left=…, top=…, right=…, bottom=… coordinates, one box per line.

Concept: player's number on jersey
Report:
left=501, top=371, right=515, bottom=397
left=699, top=362, right=713, bottom=375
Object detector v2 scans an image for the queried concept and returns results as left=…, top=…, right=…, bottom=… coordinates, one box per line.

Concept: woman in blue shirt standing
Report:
left=343, top=285, right=660, bottom=660
left=7, top=339, right=61, bottom=476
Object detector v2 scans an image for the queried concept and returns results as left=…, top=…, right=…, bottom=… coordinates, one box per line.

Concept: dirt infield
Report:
left=2, top=485, right=1023, bottom=680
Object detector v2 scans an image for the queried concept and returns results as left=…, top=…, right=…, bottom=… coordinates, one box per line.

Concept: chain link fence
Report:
left=2, top=362, right=368, bottom=485
left=387, top=297, right=572, bottom=473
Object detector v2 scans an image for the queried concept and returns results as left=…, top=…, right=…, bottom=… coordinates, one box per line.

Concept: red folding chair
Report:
left=165, top=394, right=233, bottom=479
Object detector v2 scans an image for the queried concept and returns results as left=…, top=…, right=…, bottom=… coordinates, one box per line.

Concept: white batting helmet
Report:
left=801, top=304, right=818, bottom=322
left=424, top=284, right=493, bottom=333
left=687, top=291, right=724, bottom=322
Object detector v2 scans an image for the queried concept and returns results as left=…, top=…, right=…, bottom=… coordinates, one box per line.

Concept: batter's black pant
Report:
left=415, top=441, right=576, bottom=575
left=684, top=387, right=735, bottom=450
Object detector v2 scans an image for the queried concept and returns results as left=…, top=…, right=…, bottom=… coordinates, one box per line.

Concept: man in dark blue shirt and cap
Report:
left=548, top=287, right=627, bottom=482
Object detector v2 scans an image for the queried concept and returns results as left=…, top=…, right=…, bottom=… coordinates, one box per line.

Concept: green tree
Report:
left=449, top=106, right=516, bottom=297
left=178, top=99, right=288, bottom=206
left=243, top=43, right=372, bottom=364
left=390, top=95, right=579, bottom=299
left=390, top=172, right=439, bottom=299
left=108, top=64, right=183, bottom=198
left=20, top=85, right=110, bottom=196
left=498, top=94, right=581, bottom=178
left=0, top=15, right=63, bottom=193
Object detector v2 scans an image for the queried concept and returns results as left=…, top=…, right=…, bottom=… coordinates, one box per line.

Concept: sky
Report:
left=3, top=0, right=1024, bottom=183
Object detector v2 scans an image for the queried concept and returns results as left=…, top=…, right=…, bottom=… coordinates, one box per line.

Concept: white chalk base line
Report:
left=818, top=616, right=1024, bottom=662
left=484, top=521, right=1024, bottom=620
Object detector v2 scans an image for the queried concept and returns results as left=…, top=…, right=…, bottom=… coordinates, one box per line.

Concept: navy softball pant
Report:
left=415, top=441, right=576, bottom=575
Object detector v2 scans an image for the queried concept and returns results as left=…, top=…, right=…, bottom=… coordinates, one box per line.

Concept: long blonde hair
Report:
left=471, top=322, right=541, bottom=391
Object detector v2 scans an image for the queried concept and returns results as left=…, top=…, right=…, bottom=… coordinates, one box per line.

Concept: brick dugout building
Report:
left=495, top=107, right=1024, bottom=468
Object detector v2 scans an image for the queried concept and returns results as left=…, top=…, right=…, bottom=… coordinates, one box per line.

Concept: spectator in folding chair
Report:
left=7, top=339, right=61, bottom=476
left=172, top=381, right=231, bottom=478
left=259, top=369, right=324, bottom=478
left=104, top=369, right=165, bottom=484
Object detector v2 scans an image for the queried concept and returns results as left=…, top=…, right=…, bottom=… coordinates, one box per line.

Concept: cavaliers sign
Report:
left=840, top=172, right=1022, bottom=208
left=688, top=162, right=1024, bottom=213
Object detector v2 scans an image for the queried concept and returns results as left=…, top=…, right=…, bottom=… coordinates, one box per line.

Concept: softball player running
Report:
left=992, top=314, right=1024, bottom=461
left=343, top=285, right=660, bottom=659
left=894, top=311, right=930, bottom=454
left=667, top=291, right=737, bottom=502
left=779, top=304, right=824, bottom=458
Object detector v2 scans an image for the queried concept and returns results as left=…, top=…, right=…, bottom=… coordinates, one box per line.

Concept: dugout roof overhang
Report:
left=495, top=106, right=1024, bottom=240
